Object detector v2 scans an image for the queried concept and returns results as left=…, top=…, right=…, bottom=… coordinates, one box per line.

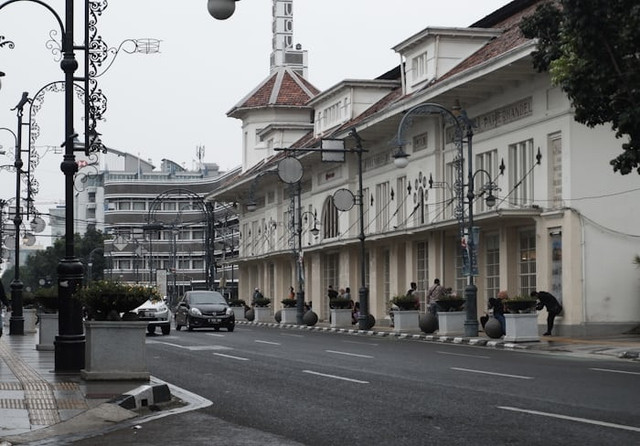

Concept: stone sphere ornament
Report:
left=484, top=317, right=503, bottom=339
left=245, top=308, right=255, bottom=321
left=274, top=309, right=282, bottom=323
left=303, top=310, right=318, bottom=326
left=419, top=313, right=438, bottom=334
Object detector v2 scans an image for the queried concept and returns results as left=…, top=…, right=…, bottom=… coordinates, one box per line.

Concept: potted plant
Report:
left=435, top=289, right=465, bottom=312
left=34, top=287, right=59, bottom=351
left=280, top=298, right=298, bottom=324
left=228, top=298, right=247, bottom=320
left=76, top=280, right=160, bottom=381
left=390, top=295, right=420, bottom=332
left=503, top=294, right=540, bottom=343
left=329, top=297, right=353, bottom=328
left=253, top=297, right=272, bottom=323
left=503, top=295, right=537, bottom=314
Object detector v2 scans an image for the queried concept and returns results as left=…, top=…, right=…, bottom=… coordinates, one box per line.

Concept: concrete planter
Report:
left=81, top=320, right=150, bottom=381
left=254, top=307, right=272, bottom=323
left=392, top=310, right=420, bottom=332
left=281, top=308, right=298, bottom=324
left=23, top=308, right=38, bottom=333
left=437, top=311, right=466, bottom=335
left=504, top=313, right=540, bottom=342
left=330, top=308, right=353, bottom=328
left=37, top=313, right=58, bottom=351
left=230, top=306, right=245, bottom=320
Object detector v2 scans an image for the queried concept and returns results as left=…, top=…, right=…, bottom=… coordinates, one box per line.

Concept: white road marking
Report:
left=147, top=341, right=231, bottom=351
left=281, top=333, right=304, bottom=338
left=205, top=333, right=226, bottom=338
left=451, top=367, right=533, bottom=380
left=325, top=350, right=374, bottom=359
left=303, top=370, right=369, bottom=384
left=437, top=351, right=490, bottom=359
left=498, top=406, right=640, bottom=433
left=213, top=353, right=249, bottom=361
left=255, top=340, right=281, bottom=345
left=590, top=367, right=640, bottom=376
left=343, top=340, right=379, bottom=346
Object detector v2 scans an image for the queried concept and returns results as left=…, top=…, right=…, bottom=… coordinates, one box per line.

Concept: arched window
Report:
left=322, top=196, right=339, bottom=239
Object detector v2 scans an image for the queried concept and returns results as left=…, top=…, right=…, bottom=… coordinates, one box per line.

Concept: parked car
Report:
left=133, top=297, right=171, bottom=335
left=175, top=290, right=235, bottom=332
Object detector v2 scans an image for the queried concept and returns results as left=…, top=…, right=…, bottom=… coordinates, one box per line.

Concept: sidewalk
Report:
left=1, top=320, right=639, bottom=445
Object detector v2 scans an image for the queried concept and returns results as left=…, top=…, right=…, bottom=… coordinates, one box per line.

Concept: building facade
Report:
left=209, top=0, right=640, bottom=335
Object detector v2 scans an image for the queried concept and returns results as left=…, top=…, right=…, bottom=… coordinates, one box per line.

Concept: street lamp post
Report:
left=394, top=102, right=480, bottom=337
left=0, top=0, right=240, bottom=370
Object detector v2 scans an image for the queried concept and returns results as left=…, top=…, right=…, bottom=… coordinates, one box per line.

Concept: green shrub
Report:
left=281, top=298, right=297, bottom=308
left=253, top=297, right=271, bottom=307
left=329, top=297, right=353, bottom=309
left=391, top=295, right=418, bottom=311
left=77, top=280, right=161, bottom=321
left=229, top=299, right=246, bottom=307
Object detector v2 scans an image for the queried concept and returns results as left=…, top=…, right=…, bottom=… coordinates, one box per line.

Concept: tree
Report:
left=0, top=227, right=107, bottom=296
left=520, top=0, right=640, bottom=175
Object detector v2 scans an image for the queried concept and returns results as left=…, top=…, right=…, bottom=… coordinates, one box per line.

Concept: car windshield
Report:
left=188, top=291, right=226, bottom=305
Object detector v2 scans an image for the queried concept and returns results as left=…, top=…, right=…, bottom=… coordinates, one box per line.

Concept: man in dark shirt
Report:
left=531, top=290, right=563, bottom=336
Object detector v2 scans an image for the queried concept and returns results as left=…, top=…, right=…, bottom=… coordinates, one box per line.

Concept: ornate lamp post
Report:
left=394, top=102, right=481, bottom=337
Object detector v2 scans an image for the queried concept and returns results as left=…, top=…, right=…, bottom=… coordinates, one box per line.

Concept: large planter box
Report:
left=281, top=307, right=298, bottom=324
left=330, top=308, right=353, bottom=328
left=81, top=320, right=150, bottom=381
left=254, top=307, right=272, bottom=323
left=504, top=313, right=540, bottom=342
left=437, top=311, right=466, bottom=335
left=392, top=310, right=420, bottom=332
left=23, top=308, right=38, bottom=333
left=230, top=306, right=245, bottom=320
left=37, top=313, right=58, bottom=351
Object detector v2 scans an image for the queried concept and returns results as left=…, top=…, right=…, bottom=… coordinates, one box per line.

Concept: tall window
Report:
left=485, top=233, right=500, bottom=299
left=475, top=149, right=499, bottom=214
left=382, top=249, right=390, bottom=305
left=519, top=229, right=536, bottom=295
left=509, top=139, right=535, bottom=207
left=323, top=253, right=340, bottom=297
left=376, top=181, right=390, bottom=233
left=455, top=247, right=466, bottom=297
left=411, top=51, right=428, bottom=82
left=322, top=196, right=339, bottom=238
left=396, top=176, right=406, bottom=229
left=416, top=241, right=429, bottom=309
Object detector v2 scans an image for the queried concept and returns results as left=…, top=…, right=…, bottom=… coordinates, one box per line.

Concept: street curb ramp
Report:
left=110, top=383, right=172, bottom=410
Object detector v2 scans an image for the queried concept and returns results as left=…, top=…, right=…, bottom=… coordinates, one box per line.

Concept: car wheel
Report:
left=147, top=325, right=156, bottom=335
left=227, top=324, right=235, bottom=332
left=187, top=318, right=194, bottom=331
left=161, top=325, right=170, bottom=335
left=213, top=326, right=220, bottom=332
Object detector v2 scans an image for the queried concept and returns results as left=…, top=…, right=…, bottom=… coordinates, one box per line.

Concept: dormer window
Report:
left=411, top=51, right=428, bottom=82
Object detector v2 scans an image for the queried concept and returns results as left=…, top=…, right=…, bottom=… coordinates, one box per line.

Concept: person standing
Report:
left=531, top=290, right=563, bottom=336
left=0, top=278, right=9, bottom=337
left=327, top=285, right=338, bottom=299
left=426, top=279, right=444, bottom=315
left=252, top=287, right=263, bottom=306
left=288, top=286, right=295, bottom=300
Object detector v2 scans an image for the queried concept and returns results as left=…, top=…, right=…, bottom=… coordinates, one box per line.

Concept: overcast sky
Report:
left=0, top=0, right=509, bottom=207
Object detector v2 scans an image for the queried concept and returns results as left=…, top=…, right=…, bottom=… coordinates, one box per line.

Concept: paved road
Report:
left=71, top=324, right=640, bottom=445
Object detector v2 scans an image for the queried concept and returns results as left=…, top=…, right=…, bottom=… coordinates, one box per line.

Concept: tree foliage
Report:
left=520, top=0, right=640, bottom=174
left=1, top=227, right=107, bottom=296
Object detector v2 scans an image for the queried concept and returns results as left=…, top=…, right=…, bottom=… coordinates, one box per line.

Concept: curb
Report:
left=236, top=320, right=525, bottom=349
left=110, top=383, right=172, bottom=410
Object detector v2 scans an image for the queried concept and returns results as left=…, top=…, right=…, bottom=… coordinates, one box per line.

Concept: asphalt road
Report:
left=72, top=324, right=640, bottom=445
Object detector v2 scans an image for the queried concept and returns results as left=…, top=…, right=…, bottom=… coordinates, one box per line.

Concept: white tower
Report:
left=270, top=0, right=308, bottom=77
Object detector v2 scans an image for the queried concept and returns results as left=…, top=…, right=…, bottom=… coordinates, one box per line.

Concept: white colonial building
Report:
left=208, top=0, right=640, bottom=335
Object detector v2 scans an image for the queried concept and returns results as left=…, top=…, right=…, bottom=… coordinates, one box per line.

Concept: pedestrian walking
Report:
left=531, top=290, right=563, bottom=336
left=252, top=287, right=263, bottom=306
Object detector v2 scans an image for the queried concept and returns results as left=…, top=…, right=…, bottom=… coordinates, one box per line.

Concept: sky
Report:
left=0, top=0, right=510, bottom=207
